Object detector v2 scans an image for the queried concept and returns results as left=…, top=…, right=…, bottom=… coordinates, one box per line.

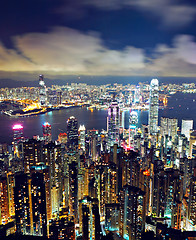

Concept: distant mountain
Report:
left=0, top=76, right=195, bottom=88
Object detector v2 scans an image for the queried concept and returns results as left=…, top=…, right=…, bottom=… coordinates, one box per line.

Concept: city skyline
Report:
left=0, top=0, right=196, bottom=81
left=0, top=79, right=196, bottom=239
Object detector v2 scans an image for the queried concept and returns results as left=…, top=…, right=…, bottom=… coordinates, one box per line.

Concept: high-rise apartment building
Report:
left=149, top=79, right=159, bottom=135
left=31, top=172, right=47, bottom=236
left=23, top=139, right=43, bottom=173
left=120, top=185, right=145, bottom=240
left=14, top=173, right=31, bottom=235
left=79, top=197, right=101, bottom=240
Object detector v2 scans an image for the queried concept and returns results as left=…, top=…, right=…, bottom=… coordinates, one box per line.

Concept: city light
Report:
left=13, top=124, right=23, bottom=130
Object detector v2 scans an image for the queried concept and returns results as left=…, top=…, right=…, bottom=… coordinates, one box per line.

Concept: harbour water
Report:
left=0, top=92, right=196, bottom=144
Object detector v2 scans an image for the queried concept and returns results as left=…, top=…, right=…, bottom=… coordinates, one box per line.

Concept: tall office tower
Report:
left=0, top=177, right=9, bottom=224
left=134, top=85, right=140, bottom=103
left=39, top=74, right=47, bottom=106
left=13, top=124, right=24, bottom=145
left=43, top=122, right=52, bottom=144
left=129, top=111, right=138, bottom=149
left=13, top=124, right=24, bottom=157
left=14, top=173, right=31, bottom=235
left=43, top=142, right=62, bottom=216
left=160, top=117, right=178, bottom=142
left=31, top=172, right=47, bottom=236
left=79, top=197, right=101, bottom=240
left=107, top=102, right=120, bottom=148
left=120, top=109, right=125, bottom=130
left=67, top=116, right=78, bottom=150
left=69, top=161, right=78, bottom=222
left=149, top=79, right=159, bottom=135
left=120, top=185, right=145, bottom=240
left=87, top=129, right=98, bottom=162
left=78, top=125, right=86, bottom=152
left=23, top=139, right=43, bottom=173
left=181, top=119, right=193, bottom=141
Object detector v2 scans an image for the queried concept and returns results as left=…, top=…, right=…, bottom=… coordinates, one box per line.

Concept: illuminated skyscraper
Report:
left=107, top=102, right=120, bottom=148
left=0, top=177, right=9, bottom=224
left=43, top=122, right=52, bottom=144
left=160, top=117, right=178, bottom=142
left=129, top=111, right=138, bottom=149
left=78, top=125, right=86, bottom=152
left=120, top=185, right=145, bottom=240
left=14, top=173, right=31, bottom=235
left=31, top=172, right=47, bottom=236
left=69, top=161, right=78, bottom=222
left=39, top=75, right=47, bottom=106
left=149, top=79, right=159, bottom=135
left=67, top=116, right=78, bottom=149
left=23, top=139, right=43, bottom=173
left=181, top=119, right=193, bottom=141
left=13, top=124, right=23, bottom=145
left=13, top=124, right=24, bottom=157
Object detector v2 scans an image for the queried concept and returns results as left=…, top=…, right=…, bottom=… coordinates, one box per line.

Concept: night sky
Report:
left=1, top=0, right=196, bottom=81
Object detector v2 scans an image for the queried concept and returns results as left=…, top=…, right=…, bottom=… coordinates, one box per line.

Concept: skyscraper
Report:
left=13, top=124, right=23, bottom=145
left=67, top=116, right=78, bottom=149
left=79, top=197, right=101, bottom=240
left=120, top=185, right=145, bottom=240
left=129, top=111, right=138, bottom=149
left=39, top=75, right=47, bottom=106
left=14, top=173, right=31, bottom=235
left=149, top=79, right=159, bottom=135
left=160, top=117, right=178, bottom=142
left=13, top=124, right=24, bottom=157
left=78, top=125, right=86, bottom=152
left=107, top=102, right=120, bottom=148
left=181, top=119, right=193, bottom=141
left=23, top=138, right=43, bottom=173
left=31, top=172, right=47, bottom=236
left=43, top=122, right=52, bottom=144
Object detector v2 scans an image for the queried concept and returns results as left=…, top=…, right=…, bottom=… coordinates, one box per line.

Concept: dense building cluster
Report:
left=0, top=79, right=196, bottom=240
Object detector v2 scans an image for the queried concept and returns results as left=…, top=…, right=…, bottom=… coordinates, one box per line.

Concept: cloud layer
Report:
left=0, top=27, right=196, bottom=78
left=63, top=0, right=196, bottom=28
